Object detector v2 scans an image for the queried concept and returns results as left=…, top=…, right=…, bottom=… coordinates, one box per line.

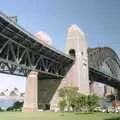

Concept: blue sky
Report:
left=0, top=0, right=120, bottom=90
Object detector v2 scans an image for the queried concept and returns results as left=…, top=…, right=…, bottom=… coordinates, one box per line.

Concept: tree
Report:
left=58, top=86, right=100, bottom=112
left=59, top=86, right=78, bottom=111
left=87, top=94, right=99, bottom=112
left=71, top=93, right=87, bottom=112
left=13, top=101, right=24, bottom=111
left=59, top=100, right=66, bottom=112
left=80, top=94, right=87, bottom=108
left=0, top=107, right=3, bottom=112
left=6, top=106, right=14, bottom=111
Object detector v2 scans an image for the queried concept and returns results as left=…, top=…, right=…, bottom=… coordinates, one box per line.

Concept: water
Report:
left=0, top=99, right=20, bottom=109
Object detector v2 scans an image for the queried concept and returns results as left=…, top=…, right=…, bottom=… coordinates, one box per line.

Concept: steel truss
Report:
left=0, top=12, right=74, bottom=77
left=0, top=35, right=65, bottom=77
left=88, top=47, right=120, bottom=81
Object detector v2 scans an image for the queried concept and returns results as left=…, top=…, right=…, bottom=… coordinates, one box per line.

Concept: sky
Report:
left=0, top=0, right=120, bottom=91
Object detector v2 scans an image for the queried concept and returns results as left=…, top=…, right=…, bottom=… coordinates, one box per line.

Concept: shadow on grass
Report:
left=104, top=117, right=120, bottom=120
left=74, top=112, right=93, bottom=115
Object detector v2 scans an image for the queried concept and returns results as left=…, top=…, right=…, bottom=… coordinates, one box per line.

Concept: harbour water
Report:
left=0, top=97, right=24, bottom=109
left=0, top=99, right=17, bottom=108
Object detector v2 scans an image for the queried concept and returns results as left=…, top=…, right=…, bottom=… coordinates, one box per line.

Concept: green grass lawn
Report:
left=0, top=112, right=119, bottom=120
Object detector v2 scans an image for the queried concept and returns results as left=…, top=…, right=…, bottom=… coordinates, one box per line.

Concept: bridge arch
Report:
left=88, top=47, right=120, bottom=80
left=100, top=57, right=120, bottom=80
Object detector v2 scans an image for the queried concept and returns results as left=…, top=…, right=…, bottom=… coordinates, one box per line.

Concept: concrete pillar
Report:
left=22, top=71, right=38, bottom=112
left=66, top=24, right=90, bottom=95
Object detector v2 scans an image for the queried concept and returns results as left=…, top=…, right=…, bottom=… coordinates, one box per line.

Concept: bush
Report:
left=12, top=101, right=24, bottom=111
left=6, top=101, right=24, bottom=111
left=59, top=100, right=66, bottom=112
left=87, top=94, right=99, bottom=112
left=0, top=107, right=4, bottom=112
left=6, top=106, right=14, bottom=111
left=58, top=86, right=100, bottom=112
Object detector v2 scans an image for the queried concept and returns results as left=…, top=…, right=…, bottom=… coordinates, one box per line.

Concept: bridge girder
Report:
left=0, top=34, right=68, bottom=77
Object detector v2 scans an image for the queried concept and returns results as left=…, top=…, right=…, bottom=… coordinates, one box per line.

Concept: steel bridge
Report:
left=88, top=47, right=120, bottom=90
left=0, top=12, right=74, bottom=79
left=0, top=12, right=120, bottom=90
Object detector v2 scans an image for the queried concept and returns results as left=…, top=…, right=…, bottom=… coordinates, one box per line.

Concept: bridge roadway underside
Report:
left=89, top=68, right=120, bottom=90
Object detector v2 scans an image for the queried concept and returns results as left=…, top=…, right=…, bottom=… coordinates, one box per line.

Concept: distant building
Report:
left=0, top=88, right=24, bottom=97
left=0, top=92, right=6, bottom=96
left=9, top=91, right=17, bottom=96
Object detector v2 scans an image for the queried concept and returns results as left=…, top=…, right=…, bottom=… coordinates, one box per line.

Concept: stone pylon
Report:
left=22, top=71, right=38, bottom=112
left=66, top=24, right=90, bottom=94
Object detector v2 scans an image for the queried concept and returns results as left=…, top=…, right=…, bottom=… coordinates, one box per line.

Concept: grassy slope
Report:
left=0, top=112, right=119, bottom=120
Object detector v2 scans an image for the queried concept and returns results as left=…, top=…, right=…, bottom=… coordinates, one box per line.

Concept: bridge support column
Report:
left=22, top=71, right=38, bottom=112
left=66, top=24, right=90, bottom=95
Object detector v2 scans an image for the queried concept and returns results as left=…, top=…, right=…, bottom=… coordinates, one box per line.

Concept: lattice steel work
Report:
left=0, top=12, right=74, bottom=77
left=88, top=47, right=120, bottom=89
left=88, top=47, right=120, bottom=80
